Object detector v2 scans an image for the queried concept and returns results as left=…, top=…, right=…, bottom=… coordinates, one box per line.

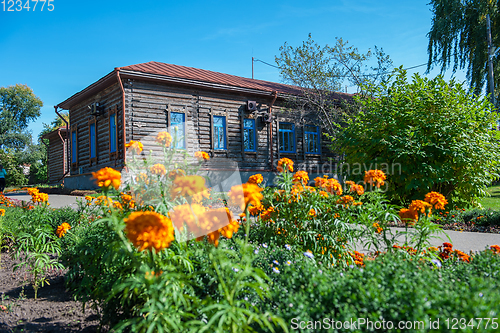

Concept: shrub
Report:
left=336, top=69, right=500, bottom=207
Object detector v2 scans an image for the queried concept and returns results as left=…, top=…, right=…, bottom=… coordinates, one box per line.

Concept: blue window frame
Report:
left=90, top=123, right=96, bottom=158
left=304, top=125, right=320, bottom=154
left=170, top=112, right=185, bottom=149
left=243, top=118, right=256, bottom=152
left=213, top=116, right=226, bottom=150
left=110, top=114, right=117, bottom=153
left=279, top=122, right=295, bottom=153
left=71, top=131, right=77, bottom=163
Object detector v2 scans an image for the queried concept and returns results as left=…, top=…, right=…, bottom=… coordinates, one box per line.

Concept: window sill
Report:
left=244, top=151, right=257, bottom=154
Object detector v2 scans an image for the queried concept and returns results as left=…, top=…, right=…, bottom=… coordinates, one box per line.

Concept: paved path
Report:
left=4, top=193, right=81, bottom=210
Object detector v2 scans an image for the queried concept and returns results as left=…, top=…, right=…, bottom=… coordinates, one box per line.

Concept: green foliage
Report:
left=336, top=69, right=500, bottom=206
left=427, top=0, right=500, bottom=100
left=0, top=84, right=42, bottom=150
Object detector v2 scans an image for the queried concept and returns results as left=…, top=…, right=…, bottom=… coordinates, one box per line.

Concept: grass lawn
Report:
left=479, top=185, right=500, bottom=210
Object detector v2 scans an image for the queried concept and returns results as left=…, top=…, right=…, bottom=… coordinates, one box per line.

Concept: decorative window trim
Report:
left=304, top=124, right=321, bottom=155
left=70, top=124, right=78, bottom=170
left=213, top=115, right=227, bottom=151
left=243, top=118, right=257, bottom=152
left=167, top=105, right=187, bottom=149
left=278, top=121, right=296, bottom=154
left=210, top=108, right=229, bottom=157
left=88, top=118, right=97, bottom=165
left=108, top=106, right=118, bottom=158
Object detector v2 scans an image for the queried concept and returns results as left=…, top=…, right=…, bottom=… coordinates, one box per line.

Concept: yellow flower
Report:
left=31, top=192, right=49, bottom=203
left=113, top=201, right=123, bottom=210
left=248, top=174, right=264, bottom=185
left=364, top=169, right=386, bottom=188
left=308, top=208, right=316, bottom=217
left=424, top=192, right=448, bottom=210
left=194, top=151, right=210, bottom=161
left=85, top=195, right=93, bottom=202
left=155, top=131, right=172, bottom=147
left=124, top=211, right=175, bottom=252
left=26, top=188, right=39, bottom=196
left=92, top=167, right=121, bottom=190
left=135, top=172, right=149, bottom=184
left=228, top=183, right=263, bottom=211
left=95, top=195, right=113, bottom=207
left=372, top=222, right=383, bottom=234
left=277, top=158, right=294, bottom=173
left=0, top=209, right=5, bottom=216
left=170, top=175, right=209, bottom=201
left=293, top=170, right=309, bottom=185
left=151, top=164, right=167, bottom=176
left=56, top=222, right=71, bottom=238
left=125, top=140, right=143, bottom=154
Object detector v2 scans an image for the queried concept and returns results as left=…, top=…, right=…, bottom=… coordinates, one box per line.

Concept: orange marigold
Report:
left=260, top=206, right=275, bottom=221
left=338, top=195, right=354, bottom=206
left=293, top=170, right=309, bottom=185
left=56, top=222, right=71, bottom=238
left=124, top=211, right=175, bottom=252
left=229, top=183, right=263, bottom=211
left=194, top=151, right=210, bottom=161
left=326, top=178, right=343, bottom=196
left=364, top=169, right=386, bottom=188
left=0, top=209, right=5, bottom=216
left=276, top=158, right=294, bottom=173
left=248, top=202, right=264, bottom=216
left=170, top=203, right=207, bottom=232
left=490, top=245, right=500, bottom=254
left=155, top=131, right=173, bottom=147
left=125, top=140, right=144, bottom=154
left=92, top=167, right=121, bottom=190
left=408, top=200, right=432, bottom=217
left=424, top=191, right=448, bottom=210
left=31, top=192, right=49, bottom=203
left=308, top=208, right=316, bottom=217
left=26, top=188, right=39, bottom=196
left=151, top=164, right=167, bottom=176
left=399, top=208, right=418, bottom=225
left=168, top=168, right=186, bottom=180
left=372, top=222, right=383, bottom=234
left=170, top=175, right=209, bottom=201
left=248, top=174, right=264, bottom=185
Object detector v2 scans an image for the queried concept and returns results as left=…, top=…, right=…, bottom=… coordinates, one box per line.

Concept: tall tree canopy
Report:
left=427, top=0, right=499, bottom=99
left=275, top=34, right=393, bottom=135
left=0, top=84, right=43, bottom=150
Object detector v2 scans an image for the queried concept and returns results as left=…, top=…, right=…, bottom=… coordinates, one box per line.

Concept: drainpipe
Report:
left=54, top=106, right=69, bottom=179
left=116, top=70, right=127, bottom=164
left=269, top=91, right=278, bottom=169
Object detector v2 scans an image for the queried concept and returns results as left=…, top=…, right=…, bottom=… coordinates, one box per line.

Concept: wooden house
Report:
left=54, top=61, right=351, bottom=189
left=41, top=127, right=68, bottom=184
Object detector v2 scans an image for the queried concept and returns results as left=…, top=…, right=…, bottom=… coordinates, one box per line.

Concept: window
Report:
left=279, top=122, right=295, bottom=153
left=213, top=115, right=226, bottom=150
left=109, top=113, right=117, bottom=153
left=90, top=123, right=97, bottom=159
left=71, top=130, right=77, bottom=164
left=243, top=118, right=256, bottom=152
left=170, top=112, right=185, bottom=149
left=304, top=125, right=320, bottom=154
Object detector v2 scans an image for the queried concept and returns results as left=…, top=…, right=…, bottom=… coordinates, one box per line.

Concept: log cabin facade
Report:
left=41, top=127, right=68, bottom=184
left=54, top=62, right=350, bottom=189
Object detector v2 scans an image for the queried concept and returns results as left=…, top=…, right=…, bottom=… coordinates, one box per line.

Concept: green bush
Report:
left=336, top=69, right=500, bottom=207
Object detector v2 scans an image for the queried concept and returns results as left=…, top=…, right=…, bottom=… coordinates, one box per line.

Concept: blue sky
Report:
left=0, top=0, right=467, bottom=140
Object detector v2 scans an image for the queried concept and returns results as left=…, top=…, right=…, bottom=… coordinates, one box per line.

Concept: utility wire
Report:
left=253, top=58, right=428, bottom=78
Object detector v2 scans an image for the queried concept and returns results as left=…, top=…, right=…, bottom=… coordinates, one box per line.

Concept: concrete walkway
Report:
left=4, top=193, right=81, bottom=210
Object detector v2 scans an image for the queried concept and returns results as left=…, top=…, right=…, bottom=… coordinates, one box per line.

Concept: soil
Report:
left=0, top=254, right=100, bottom=333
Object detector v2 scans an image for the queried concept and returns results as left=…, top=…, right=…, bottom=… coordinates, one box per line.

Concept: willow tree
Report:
left=427, top=0, right=500, bottom=101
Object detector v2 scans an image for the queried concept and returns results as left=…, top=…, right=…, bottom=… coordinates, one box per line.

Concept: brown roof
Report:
left=58, top=61, right=352, bottom=109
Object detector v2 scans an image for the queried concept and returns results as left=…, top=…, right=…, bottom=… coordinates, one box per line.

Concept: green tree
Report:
left=275, top=34, right=393, bottom=135
left=335, top=69, right=500, bottom=207
left=0, top=84, right=43, bottom=150
left=427, top=0, right=499, bottom=100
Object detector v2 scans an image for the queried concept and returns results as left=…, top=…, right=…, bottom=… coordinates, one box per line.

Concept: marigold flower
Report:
left=372, top=222, right=383, bottom=234
left=125, top=140, right=143, bottom=154
left=219, top=218, right=240, bottom=239
left=124, top=211, right=175, bottom=252
left=490, top=245, right=500, bottom=254
left=424, top=191, right=448, bottom=210
left=454, top=250, right=470, bottom=263
left=293, top=170, right=309, bottom=185
left=276, top=158, right=294, bottom=173
left=248, top=174, right=264, bottom=185
left=170, top=203, right=208, bottom=232
left=92, top=167, right=121, bottom=190
left=171, top=175, right=209, bottom=201
left=308, top=208, right=316, bottom=217
left=194, top=151, right=210, bottom=161
left=85, top=195, right=93, bottom=202
left=168, top=168, right=186, bottom=180
left=229, top=183, right=263, bottom=211
left=399, top=208, right=418, bottom=225
left=408, top=200, right=432, bottom=217
left=364, top=169, right=386, bottom=188
left=155, top=131, right=172, bottom=147
left=326, top=178, right=343, bottom=196
left=248, top=203, right=264, bottom=216
left=26, top=188, right=39, bottom=196
left=0, top=209, right=5, bottom=216
left=337, top=195, right=354, bottom=207
left=95, top=195, right=113, bottom=207
left=151, top=164, right=167, bottom=176
left=31, top=192, right=49, bottom=203
left=56, top=222, right=71, bottom=238
left=260, top=206, right=275, bottom=221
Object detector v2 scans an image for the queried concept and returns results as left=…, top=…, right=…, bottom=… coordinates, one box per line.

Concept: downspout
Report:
left=54, top=106, right=70, bottom=179
left=269, top=91, right=278, bottom=169
left=116, top=70, right=127, bottom=164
